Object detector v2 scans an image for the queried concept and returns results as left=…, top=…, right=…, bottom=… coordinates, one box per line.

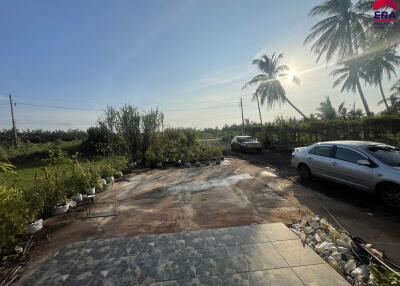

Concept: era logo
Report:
left=373, top=0, right=398, bottom=25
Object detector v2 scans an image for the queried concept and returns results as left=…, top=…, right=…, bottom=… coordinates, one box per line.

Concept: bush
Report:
left=98, top=163, right=116, bottom=178
left=110, top=156, right=129, bottom=172
left=22, top=185, right=45, bottom=223
left=0, top=186, right=28, bottom=251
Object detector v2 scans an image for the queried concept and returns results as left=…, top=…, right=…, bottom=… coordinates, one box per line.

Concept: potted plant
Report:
left=99, top=164, right=116, bottom=183
left=23, top=186, right=45, bottom=234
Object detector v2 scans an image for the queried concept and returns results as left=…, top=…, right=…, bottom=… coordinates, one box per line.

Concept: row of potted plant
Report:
left=15, top=152, right=129, bottom=241
left=145, top=141, right=223, bottom=168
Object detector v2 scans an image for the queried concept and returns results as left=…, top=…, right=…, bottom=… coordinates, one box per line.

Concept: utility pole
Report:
left=239, top=98, right=245, bottom=135
left=9, top=94, right=17, bottom=148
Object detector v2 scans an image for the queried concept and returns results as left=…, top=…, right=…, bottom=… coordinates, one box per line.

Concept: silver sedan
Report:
left=291, top=141, right=400, bottom=208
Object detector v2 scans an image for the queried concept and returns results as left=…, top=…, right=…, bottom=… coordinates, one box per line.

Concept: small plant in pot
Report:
left=182, top=150, right=193, bottom=168
left=40, top=168, right=69, bottom=216
left=23, top=185, right=45, bottom=234
left=86, top=161, right=101, bottom=192
left=40, top=146, right=70, bottom=215
left=99, top=164, right=116, bottom=183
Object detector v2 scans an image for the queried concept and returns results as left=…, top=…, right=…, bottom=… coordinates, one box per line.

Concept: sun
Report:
left=286, top=70, right=295, bottom=81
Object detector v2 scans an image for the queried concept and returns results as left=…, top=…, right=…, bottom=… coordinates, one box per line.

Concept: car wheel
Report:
left=240, top=146, right=245, bottom=153
left=298, top=164, right=312, bottom=180
left=257, top=148, right=262, bottom=153
left=379, top=183, right=400, bottom=208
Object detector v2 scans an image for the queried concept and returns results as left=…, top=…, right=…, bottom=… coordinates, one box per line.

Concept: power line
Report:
left=17, top=102, right=103, bottom=111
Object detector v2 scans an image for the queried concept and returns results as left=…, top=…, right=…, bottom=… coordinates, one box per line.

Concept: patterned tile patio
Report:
left=16, top=223, right=349, bottom=286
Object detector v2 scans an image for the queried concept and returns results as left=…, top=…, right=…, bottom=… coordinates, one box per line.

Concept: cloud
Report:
left=191, top=65, right=254, bottom=90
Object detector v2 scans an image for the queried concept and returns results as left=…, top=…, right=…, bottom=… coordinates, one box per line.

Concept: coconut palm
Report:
left=251, top=93, right=263, bottom=125
left=331, top=56, right=372, bottom=116
left=316, top=97, right=337, bottom=120
left=391, top=78, right=400, bottom=97
left=304, top=0, right=368, bottom=62
left=364, top=47, right=400, bottom=109
left=243, top=53, right=307, bottom=119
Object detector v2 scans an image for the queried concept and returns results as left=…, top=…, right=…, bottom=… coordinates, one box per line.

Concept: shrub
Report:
left=110, top=156, right=129, bottom=172
left=0, top=186, right=28, bottom=251
left=145, top=146, right=163, bottom=167
left=22, top=185, right=45, bottom=223
left=98, top=164, right=116, bottom=178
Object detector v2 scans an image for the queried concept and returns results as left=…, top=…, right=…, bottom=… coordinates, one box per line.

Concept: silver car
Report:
left=291, top=141, right=400, bottom=207
left=231, top=136, right=262, bottom=153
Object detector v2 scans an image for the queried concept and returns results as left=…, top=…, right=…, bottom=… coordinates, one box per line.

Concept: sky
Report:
left=0, top=0, right=394, bottom=130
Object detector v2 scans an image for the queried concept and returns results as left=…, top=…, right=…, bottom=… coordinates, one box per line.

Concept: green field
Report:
left=0, top=141, right=118, bottom=190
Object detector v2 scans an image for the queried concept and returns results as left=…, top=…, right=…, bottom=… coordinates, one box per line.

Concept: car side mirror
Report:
left=357, top=160, right=371, bottom=167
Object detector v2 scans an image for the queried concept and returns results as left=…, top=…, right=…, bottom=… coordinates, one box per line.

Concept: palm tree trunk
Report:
left=356, top=79, right=372, bottom=116
left=255, top=94, right=263, bottom=125
left=378, top=79, right=389, bottom=110
left=284, top=96, right=308, bottom=119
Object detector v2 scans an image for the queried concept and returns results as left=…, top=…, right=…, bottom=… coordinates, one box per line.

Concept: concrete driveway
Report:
left=17, top=157, right=400, bottom=283
left=17, top=223, right=348, bottom=285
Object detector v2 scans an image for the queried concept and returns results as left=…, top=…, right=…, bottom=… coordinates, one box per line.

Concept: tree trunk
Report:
left=255, top=94, right=263, bottom=125
left=356, top=79, right=372, bottom=116
left=378, top=79, right=389, bottom=110
left=284, top=95, right=308, bottom=119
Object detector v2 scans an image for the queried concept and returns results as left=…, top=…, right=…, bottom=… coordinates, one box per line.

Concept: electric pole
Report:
left=9, top=94, right=17, bottom=148
left=239, top=98, right=245, bottom=135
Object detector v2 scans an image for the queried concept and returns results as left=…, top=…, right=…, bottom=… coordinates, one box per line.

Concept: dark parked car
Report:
left=291, top=141, right=400, bottom=208
left=231, top=136, right=262, bottom=153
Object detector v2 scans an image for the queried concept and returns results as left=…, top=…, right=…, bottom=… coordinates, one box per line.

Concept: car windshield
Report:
left=363, top=145, right=400, bottom=167
left=238, top=137, right=252, bottom=143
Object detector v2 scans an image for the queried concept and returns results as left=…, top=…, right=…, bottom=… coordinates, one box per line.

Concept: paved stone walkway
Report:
left=17, top=223, right=349, bottom=285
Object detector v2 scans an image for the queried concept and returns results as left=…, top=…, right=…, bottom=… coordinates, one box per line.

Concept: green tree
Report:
left=364, top=47, right=400, bottom=109
left=331, top=56, right=372, bottom=116
left=243, top=53, right=307, bottom=119
left=304, top=0, right=368, bottom=62
left=316, top=97, right=337, bottom=120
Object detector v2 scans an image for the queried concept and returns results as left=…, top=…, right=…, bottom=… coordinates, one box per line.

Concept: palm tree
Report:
left=243, top=53, right=307, bottom=119
left=337, top=101, right=348, bottom=119
left=251, top=93, right=263, bottom=125
left=331, top=56, right=372, bottom=116
left=304, top=0, right=368, bottom=62
left=364, top=47, right=400, bottom=109
left=316, top=97, right=337, bottom=120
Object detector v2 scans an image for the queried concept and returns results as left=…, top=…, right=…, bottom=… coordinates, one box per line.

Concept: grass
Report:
left=5, top=140, right=81, bottom=162
left=0, top=141, right=122, bottom=190
left=0, top=157, right=114, bottom=190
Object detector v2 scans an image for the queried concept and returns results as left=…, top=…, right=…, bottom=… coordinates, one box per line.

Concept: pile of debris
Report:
left=290, top=216, right=378, bottom=285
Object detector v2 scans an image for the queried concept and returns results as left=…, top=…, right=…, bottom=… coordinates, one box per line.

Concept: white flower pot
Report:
left=52, top=204, right=69, bottom=215
left=26, top=219, right=43, bottom=234
left=87, top=187, right=96, bottom=195
left=100, top=179, right=107, bottom=185
left=71, top=193, right=83, bottom=202
left=106, top=176, right=115, bottom=183
left=115, top=171, right=123, bottom=178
